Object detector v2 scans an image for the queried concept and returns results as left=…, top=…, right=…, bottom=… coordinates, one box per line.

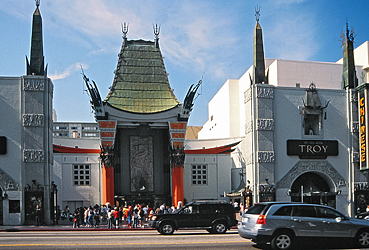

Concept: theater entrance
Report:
left=291, top=172, right=336, bottom=208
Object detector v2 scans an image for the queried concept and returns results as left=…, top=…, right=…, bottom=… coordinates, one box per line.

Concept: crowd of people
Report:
left=69, top=203, right=179, bottom=229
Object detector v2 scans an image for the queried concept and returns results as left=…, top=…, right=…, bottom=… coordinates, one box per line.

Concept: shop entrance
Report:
left=291, top=172, right=336, bottom=208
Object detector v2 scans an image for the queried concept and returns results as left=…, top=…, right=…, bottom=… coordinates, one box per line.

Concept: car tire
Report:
left=212, top=222, right=227, bottom=234
left=159, top=222, right=174, bottom=235
left=356, top=230, right=369, bottom=247
left=271, top=231, right=293, bottom=250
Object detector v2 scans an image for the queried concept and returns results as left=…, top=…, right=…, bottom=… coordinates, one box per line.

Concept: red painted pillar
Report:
left=172, top=164, right=184, bottom=207
left=102, top=166, right=114, bottom=205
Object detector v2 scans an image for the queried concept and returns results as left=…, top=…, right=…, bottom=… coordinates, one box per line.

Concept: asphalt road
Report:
left=0, top=229, right=363, bottom=250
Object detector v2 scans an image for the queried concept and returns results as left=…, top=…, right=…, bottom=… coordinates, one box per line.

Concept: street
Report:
left=0, top=229, right=364, bottom=250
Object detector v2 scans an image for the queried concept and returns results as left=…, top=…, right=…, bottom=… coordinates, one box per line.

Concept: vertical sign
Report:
left=360, top=91, right=367, bottom=170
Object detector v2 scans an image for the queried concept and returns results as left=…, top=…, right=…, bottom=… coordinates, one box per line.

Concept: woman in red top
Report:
left=113, top=207, right=120, bottom=229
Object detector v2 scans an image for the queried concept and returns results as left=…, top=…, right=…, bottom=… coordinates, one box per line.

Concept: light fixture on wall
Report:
left=286, top=190, right=291, bottom=196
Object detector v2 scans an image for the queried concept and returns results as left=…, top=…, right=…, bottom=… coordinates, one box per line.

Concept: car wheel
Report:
left=356, top=230, right=369, bottom=247
left=159, top=223, right=174, bottom=235
left=271, top=231, right=293, bottom=250
left=212, top=222, right=227, bottom=234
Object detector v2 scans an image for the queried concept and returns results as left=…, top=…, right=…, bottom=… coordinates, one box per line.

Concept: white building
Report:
left=197, top=19, right=369, bottom=216
left=52, top=122, right=101, bottom=213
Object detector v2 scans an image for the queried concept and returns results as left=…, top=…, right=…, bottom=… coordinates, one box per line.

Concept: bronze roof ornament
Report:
left=255, top=5, right=261, bottom=22
left=35, top=0, right=40, bottom=7
left=121, top=22, right=129, bottom=38
left=153, top=24, right=160, bottom=48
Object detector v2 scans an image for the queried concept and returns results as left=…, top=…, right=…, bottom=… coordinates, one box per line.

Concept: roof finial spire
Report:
left=255, top=5, right=261, bottom=22
left=121, top=22, right=128, bottom=38
left=153, top=23, right=160, bottom=39
left=35, top=0, right=40, bottom=7
left=153, top=23, right=160, bottom=48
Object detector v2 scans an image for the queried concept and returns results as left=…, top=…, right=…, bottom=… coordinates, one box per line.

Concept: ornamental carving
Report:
left=257, top=86, right=274, bottom=99
left=23, top=114, right=44, bottom=127
left=0, top=169, right=20, bottom=191
left=245, top=121, right=253, bottom=134
left=245, top=153, right=253, bottom=165
left=352, top=121, right=359, bottom=133
left=352, top=152, right=360, bottom=163
left=277, top=161, right=347, bottom=189
left=258, top=151, right=275, bottom=163
left=23, top=79, right=45, bottom=91
left=244, top=88, right=252, bottom=103
left=351, top=90, right=358, bottom=102
left=257, top=119, right=274, bottom=131
left=23, top=149, right=45, bottom=163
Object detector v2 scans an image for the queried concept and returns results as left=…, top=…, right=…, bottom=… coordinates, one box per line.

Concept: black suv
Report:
left=149, top=200, right=238, bottom=235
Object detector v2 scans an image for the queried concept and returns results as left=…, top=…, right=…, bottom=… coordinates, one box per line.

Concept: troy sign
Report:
left=287, top=140, right=338, bottom=159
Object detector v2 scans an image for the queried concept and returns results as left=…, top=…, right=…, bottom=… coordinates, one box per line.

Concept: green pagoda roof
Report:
left=104, top=39, right=180, bottom=113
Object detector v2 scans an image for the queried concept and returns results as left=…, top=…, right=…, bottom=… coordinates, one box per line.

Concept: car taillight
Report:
left=234, top=213, right=237, bottom=220
left=256, top=215, right=266, bottom=225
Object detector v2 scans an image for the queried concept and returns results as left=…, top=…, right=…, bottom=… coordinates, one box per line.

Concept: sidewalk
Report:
left=0, top=220, right=155, bottom=232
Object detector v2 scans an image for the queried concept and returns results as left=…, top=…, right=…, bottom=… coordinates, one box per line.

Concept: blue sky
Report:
left=1, top=0, right=368, bottom=126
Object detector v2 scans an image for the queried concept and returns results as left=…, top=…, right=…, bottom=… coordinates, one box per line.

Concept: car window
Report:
left=292, top=206, right=317, bottom=217
left=200, top=204, right=212, bottom=214
left=273, top=206, right=292, bottom=216
left=246, top=204, right=267, bottom=214
left=317, top=207, right=344, bottom=219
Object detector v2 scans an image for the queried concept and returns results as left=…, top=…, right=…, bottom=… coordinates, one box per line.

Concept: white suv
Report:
left=238, top=202, right=369, bottom=250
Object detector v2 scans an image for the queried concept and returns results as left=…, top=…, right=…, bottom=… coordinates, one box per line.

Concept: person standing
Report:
left=113, top=207, right=120, bottom=229
left=35, top=205, right=42, bottom=226
left=107, top=209, right=113, bottom=229
left=93, top=207, right=100, bottom=228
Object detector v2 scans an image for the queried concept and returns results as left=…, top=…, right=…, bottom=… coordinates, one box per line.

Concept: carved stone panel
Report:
left=258, top=151, right=275, bottom=163
left=23, top=114, right=44, bottom=127
left=352, top=121, right=359, bottom=133
left=257, top=119, right=274, bottom=131
left=23, top=79, right=45, bottom=91
left=257, top=86, right=274, bottom=99
left=277, top=161, right=347, bottom=189
left=244, top=88, right=252, bottom=103
left=245, top=153, right=253, bottom=165
left=130, top=136, right=154, bottom=192
left=245, top=121, right=253, bottom=134
left=23, top=149, right=45, bottom=163
left=0, top=169, right=20, bottom=191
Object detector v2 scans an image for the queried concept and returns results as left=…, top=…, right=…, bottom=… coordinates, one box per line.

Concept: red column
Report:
left=172, top=164, right=184, bottom=207
left=102, top=166, right=114, bottom=205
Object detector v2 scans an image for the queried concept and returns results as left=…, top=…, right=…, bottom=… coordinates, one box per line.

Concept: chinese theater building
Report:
left=83, top=24, right=200, bottom=208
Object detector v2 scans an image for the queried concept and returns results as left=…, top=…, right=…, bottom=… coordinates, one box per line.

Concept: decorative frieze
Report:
left=244, top=88, right=252, bottom=103
left=352, top=121, right=359, bottom=133
left=23, top=114, right=44, bottom=127
left=257, top=119, right=274, bottom=131
left=245, top=121, right=253, bottom=134
left=258, top=151, right=275, bottom=163
left=257, top=86, right=274, bottom=99
left=23, top=79, right=45, bottom=91
left=277, top=161, right=347, bottom=188
left=23, top=149, right=45, bottom=163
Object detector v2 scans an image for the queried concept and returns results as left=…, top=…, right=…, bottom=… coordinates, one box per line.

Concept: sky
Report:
left=1, top=0, right=369, bottom=126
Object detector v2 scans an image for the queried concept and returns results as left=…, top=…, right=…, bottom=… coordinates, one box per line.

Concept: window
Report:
left=73, top=164, right=91, bottom=186
left=292, top=206, right=317, bottom=217
left=191, top=165, right=207, bottom=185
left=274, top=206, right=292, bottom=216
left=317, top=207, right=344, bottom=219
